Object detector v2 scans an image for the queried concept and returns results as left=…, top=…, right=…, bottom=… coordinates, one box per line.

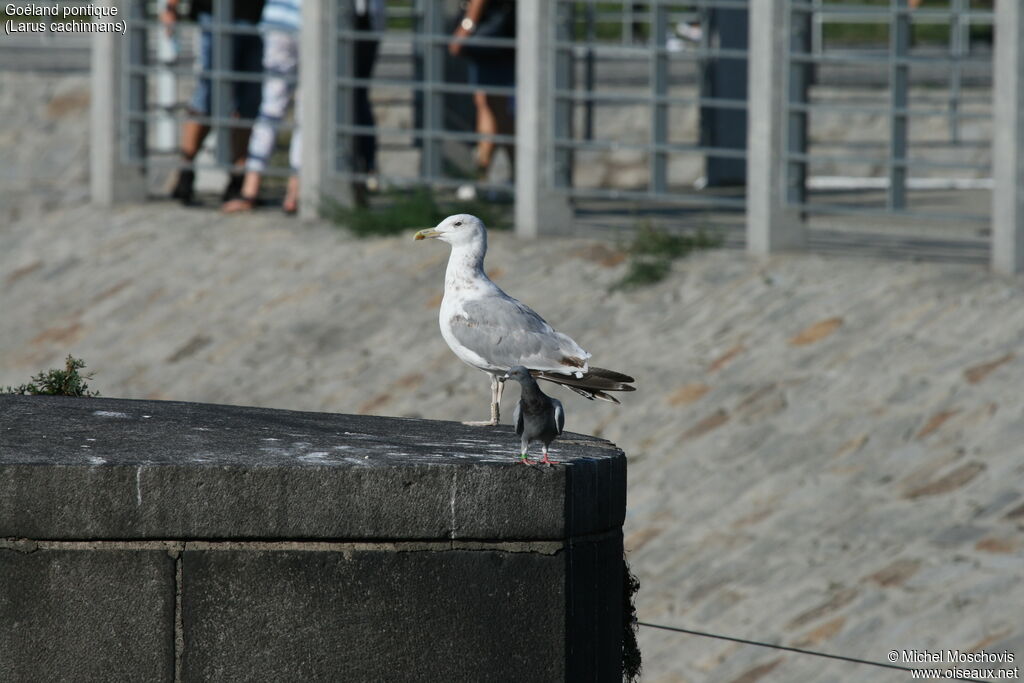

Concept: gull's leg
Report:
left=493, top=378, right=505, bottom=425
left=463, top=375, right=500, bottom=427
left=539, top=444, right=558, bottom=466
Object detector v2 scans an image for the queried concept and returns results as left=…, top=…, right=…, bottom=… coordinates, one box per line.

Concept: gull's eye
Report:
left=455, top=221, right=462, bottom=227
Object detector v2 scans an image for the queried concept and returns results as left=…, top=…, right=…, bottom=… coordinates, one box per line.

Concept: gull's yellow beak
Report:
left=414, top=228, right=440, bottom=240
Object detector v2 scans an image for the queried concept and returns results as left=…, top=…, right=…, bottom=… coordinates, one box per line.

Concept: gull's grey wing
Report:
left=513, top=400, right=524, bottom=436
left=449, top=296, right=589, bottom=373
left=551, top=398, right=565, bottom=434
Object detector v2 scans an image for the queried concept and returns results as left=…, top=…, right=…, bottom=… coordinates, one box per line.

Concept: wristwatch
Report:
left=460, top=17, right=476, bottom=32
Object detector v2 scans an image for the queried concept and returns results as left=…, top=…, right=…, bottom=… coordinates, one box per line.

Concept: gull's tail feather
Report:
left=534, top=366, right=636, bottom=403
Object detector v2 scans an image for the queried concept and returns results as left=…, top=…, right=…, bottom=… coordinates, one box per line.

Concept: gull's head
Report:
left=414, top=214, right=486, bottom=247
left=501, top=365, right=532, bottom=384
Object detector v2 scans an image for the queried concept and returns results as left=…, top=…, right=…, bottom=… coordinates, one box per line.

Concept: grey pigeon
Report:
left=502, top=366, right=565, bottom=465
left=414, top=214, right=635, bottom=426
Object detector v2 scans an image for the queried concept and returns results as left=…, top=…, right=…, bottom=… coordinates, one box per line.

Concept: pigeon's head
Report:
left=501, top=365, right=532, bottom=384
left=414, top=214, right=486, bottom=247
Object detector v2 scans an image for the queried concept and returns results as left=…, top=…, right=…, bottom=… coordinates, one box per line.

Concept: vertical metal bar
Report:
left=212, top=0, right=233, bottom=167
left=156, top=0, right=179, bottom=154
left=299, top=0, right=343, bottom=217
left=421, top=1, right=443, bottom=184
left=811, top=0, right=823, bottom=57
left=747, top=0, right=805, bottom=253
left=889, top=0, right=909, bottom=211
left=334, top=1, right=353, bottom=181
left=948, top=0, right=966, bottom=144
left=92, top=0, right=147, bottom=205
left=991, top=0, right=1024, bottom=273
left=624, top=2, right=631, bottom=45
left=650, top=3, right=668, bottom=195
left=584, top=4, right=595, bottom=142
left=553, top=1, right=575, bottom=191
left=125, top=0, right=148, bottom=166
left=515, top=0, right=573, bottom=238
left=787, top=3, right=810, bottom=206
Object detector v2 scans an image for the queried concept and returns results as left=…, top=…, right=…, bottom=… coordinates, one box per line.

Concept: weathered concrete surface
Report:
left=0, top=395, right=624, bottom=541
left=0, top=396, right=626, bottom=681
left=0, top=546, right=175, bottom=682
left=181, top=548, right=567, bottom=682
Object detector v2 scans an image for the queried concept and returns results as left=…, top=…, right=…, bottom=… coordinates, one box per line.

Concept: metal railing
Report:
left=112, top=0, right=301, bottom=204
left=91, top=0, right=1024, bottom=272
left=326, top=1, right=517, bottom=198
left=784, top=1, right=995, bottom=228
left=546, top=0, right=750, bottom=218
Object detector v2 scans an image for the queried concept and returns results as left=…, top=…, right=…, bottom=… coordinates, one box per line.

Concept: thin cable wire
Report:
left=636, top=621, right=987, bottom=683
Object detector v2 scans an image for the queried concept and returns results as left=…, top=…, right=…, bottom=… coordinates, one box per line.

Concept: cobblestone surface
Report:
left=3, top=69, right=1022, bottom=683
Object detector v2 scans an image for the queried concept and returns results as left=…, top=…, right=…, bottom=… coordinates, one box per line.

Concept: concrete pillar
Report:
left=991, top=0, right=1024, bottom=274
left=746, top=0, right=805, bottom=254
left=0, top=394, right=628, bottom=681
left=515, top=0, right=573, bottom=238
left=299, top=0, right=347, bottom=219
left=155, top=0, right=179, bottom=154
left=90, top=0, right=147, bottom=206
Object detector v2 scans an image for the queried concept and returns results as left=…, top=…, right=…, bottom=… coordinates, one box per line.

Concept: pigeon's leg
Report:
left=518, top=435, right=536, bottom=464
left=539, top=444, right=558, bottom=466
left=463, top=375, right=501, bottom=427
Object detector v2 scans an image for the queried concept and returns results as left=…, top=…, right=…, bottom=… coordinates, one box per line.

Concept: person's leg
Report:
left=284, top=91, right=300, bottom=214
left=487, top=93, right=515, bottom=174
left=223, top=31, right=295, bottom=212
left=473, top=90, right=498, bottom=175
left=352, top=14, right=380, bottom=207
left=224, top=22, right=264, bottom=200
left=171, top=15, right=214, bottom=202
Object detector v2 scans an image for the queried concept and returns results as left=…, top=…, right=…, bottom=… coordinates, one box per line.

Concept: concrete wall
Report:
left=0, top=395, right=627, bottom=682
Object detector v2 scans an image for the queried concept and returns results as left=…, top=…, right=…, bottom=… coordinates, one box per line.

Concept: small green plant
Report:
left=612, top=221, right=721, bottom=291
left=323, top=187, right=509, bottom=238
left=2, top=355, right=99, bottom=397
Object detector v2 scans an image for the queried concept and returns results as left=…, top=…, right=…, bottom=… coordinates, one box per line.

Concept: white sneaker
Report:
left=676, top=23, right=703, bottom=43
left=456, top=184, right=477, bottom=201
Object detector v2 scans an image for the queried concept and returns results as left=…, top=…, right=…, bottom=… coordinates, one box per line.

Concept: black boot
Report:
left=222, top=173, right=245, bottom=202
left=170, top=168, right=195, bottom=205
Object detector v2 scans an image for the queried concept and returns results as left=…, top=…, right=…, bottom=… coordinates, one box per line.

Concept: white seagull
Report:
left=414, top=214, right=635, bottom=426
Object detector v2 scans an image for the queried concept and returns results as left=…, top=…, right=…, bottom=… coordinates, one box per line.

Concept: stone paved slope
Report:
left=2, top=202, right=1023, bottom=682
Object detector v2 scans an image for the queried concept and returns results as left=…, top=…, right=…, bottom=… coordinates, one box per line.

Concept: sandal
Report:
left=222, top=195, right=258, bottom=213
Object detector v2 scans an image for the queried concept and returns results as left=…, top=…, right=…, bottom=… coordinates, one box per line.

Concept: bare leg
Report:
left=222, top=170, right=261, bottom=212
left=170, top=119, right=211, bottom=202
left=487, top=93, right=515, bottom=177
left=181, top=120, right=211, bottom=161
left=473, top=91, right=497, bottom=174
left=282, top=175, right=299, bottom=214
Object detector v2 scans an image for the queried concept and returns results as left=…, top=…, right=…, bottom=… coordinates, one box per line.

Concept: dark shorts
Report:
left=467, top=57, right=516, bottom=90
left=189, top=13, right=263, bottom=119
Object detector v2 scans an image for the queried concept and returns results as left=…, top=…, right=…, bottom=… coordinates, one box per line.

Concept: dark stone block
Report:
left=0, top=546, right=175, bottom=682
left=0, top=395, right=626, bottom=541
left=181, top=547, right=570, bottom=682
left=0, top=395, right=627, bottom=680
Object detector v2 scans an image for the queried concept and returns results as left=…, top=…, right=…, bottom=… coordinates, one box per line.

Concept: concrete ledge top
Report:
left=0, top=396, right=626, bottom=541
